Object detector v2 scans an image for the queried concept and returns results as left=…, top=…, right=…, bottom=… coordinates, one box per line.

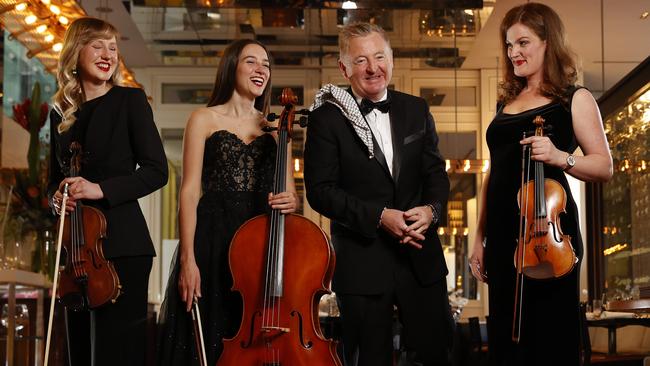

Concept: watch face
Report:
left=567, top=155, right=576, bottom=167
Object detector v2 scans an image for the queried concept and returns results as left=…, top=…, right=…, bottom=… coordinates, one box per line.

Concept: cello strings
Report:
left=273, top=127, right=286, bottom=329
left=264, top=126, right=282, bottom=328
left=265, top=125, right=287, bottom=329
left=276, top=127, right=287, bottom=329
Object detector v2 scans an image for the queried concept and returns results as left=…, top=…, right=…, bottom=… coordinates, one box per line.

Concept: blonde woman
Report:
left=48, top=17, right=168, bottom=365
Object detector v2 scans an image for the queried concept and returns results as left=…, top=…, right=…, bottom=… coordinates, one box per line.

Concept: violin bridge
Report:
left=261, top=326, right=291, bottom=333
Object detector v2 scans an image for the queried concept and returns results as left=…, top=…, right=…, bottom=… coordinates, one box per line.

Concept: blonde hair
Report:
left=53, top=17, right=122, bottom=133
left=338, top=22, right=392, bottom=62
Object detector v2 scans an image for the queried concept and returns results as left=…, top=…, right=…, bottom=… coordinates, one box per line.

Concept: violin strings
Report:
left=521, top=146, right=535, bottom=268
left=71, top=208, right=77, bottom=278
left=535, top=149, right=542, bottom=254
left=72, top=204, right=80, bottom=279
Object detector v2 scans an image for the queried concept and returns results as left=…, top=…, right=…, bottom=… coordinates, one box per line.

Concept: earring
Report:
left=71, top=68, right=77, bottom=76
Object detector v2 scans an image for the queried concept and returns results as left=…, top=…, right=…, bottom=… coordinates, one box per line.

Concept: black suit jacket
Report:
left=304, top=89, right=450, bottom=295
left=48, top=86, right=168, bottom=259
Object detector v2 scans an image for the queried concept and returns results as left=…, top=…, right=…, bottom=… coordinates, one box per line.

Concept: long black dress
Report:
left=157, top=130, right=276, bottom=366
left=484, top=87, right=583, bottom=366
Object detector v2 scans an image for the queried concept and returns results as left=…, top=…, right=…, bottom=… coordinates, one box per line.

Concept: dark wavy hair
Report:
left=499, top=2, right=577, bottom=106
left=206, top=39, right=272, bottom=114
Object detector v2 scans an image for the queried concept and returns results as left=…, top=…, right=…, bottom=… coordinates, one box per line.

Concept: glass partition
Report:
left=600, top=87, right=650, bottom=300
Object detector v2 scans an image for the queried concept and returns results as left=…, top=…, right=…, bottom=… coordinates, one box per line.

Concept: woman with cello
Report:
left=470, top=3, right=612, bottom=365
left=157, top=39, right=298, bottom=366
left=48, top=17, right=168, bottom=365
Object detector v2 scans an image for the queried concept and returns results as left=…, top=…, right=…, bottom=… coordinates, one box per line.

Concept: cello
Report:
left=57, top=142, right=121, bottom=311
left=217, top=89, right=341, bottom=366
left=512, top=115, right=578, bottom=342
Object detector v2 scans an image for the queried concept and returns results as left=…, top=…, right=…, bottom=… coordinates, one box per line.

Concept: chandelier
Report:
left=0, top=0, right=139, bottom=86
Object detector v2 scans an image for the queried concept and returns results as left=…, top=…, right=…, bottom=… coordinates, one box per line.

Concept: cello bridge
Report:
left=261, top=326, right=290, bottom=333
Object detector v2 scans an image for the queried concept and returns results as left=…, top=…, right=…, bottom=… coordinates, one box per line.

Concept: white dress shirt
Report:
left=356, top=91, right=394, bottom=176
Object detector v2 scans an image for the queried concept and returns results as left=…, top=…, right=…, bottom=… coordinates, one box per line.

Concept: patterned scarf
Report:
left=309, top=84, right=375, bottom=158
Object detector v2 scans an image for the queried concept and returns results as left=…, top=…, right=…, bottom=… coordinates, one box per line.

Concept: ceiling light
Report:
left=52, top=42, right=63, bottom=52
left=342, top=1, right=357, bottom=10
left=44, top=33, right=54, bottom=42
left=481, top=160, right=490, bottom=173
left=40, top=0, right=50, bottom=5
left=207, top=10, right=221, bottom=20
left=14, top=3, right=27, bottom=11
left=25, top=14, right=37, bottom=24
left=49, top=5, right=60, bottom=15
left=58, top=15, right=68, bottom=24
left=36, top=24, right=47, bottom=33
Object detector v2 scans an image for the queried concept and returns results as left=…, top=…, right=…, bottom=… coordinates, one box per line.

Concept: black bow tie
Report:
left=359, top=98, right=391, bottom=115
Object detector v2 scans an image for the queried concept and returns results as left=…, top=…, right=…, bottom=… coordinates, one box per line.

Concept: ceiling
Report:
left=81, top=0, right=650, bottom=95
left=463, top=0, right=650, bottom=96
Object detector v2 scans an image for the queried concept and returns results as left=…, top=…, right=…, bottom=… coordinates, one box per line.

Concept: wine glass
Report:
left=592, top=299, right=603, bottom=319
left=0, top=303, right=29, bottom=337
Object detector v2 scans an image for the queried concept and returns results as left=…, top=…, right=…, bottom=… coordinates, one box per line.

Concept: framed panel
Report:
left=420, top=86, right=477, bottom=107
left=161, top=83, right=212, bottom=104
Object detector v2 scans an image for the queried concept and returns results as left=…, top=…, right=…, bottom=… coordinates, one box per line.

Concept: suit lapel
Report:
left=370, top=131, right=391, bottom=177
left=346, top=87, right=393, bottom=180
left=388, top=91, right=406, bottom=186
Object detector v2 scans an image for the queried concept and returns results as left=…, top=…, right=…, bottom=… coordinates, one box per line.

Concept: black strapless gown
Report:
left=484, top=89, right=584, bottom=366
left=157, top=130, right=276, bottom=366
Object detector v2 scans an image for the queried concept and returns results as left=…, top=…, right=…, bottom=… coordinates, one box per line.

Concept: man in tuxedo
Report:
left=304, top=22, right=453, bottom=366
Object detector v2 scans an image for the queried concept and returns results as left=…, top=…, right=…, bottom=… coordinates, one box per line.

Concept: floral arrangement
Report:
left=1, top=82, right=53, bottom=235
left=12, top=82, right=49, bottom=185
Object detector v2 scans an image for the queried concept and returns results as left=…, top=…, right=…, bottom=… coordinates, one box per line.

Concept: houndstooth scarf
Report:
left=309, top=84, right=375, bottom=158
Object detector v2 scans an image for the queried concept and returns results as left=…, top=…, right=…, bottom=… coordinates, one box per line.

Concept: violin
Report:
left=512, top=115, right=577, bottom=342
left=57, top=142, right=121, bottom=311
left=217, top=89, right=341, bottom=365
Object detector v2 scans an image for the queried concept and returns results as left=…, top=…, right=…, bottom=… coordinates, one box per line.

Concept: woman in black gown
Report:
left=469, top=3, right=612, bottom=365
left=157, top=39, right=298, bottom=366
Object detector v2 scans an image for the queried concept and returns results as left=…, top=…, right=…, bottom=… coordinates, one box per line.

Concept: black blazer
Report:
left=304, top=89, right=450, bottom=295
left=48, top=86, right=168, bottom=259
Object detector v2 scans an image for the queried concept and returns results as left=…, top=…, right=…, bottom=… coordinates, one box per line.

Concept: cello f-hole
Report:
left=240, top=311, right=261, bottom=348
left=290, top=310, right=313, bottom=349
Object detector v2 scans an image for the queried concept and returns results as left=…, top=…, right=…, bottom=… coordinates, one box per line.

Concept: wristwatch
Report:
left=565, top=154, right=576, bottom=171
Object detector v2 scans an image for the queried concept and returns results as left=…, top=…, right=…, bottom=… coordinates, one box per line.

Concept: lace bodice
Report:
left=201, top=130, right=276, bottom=193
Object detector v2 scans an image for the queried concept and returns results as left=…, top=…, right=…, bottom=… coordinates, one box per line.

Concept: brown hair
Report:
left=52, top=17, right=122, bottom=133
left=498, top=2, right=577, bottom=106
left=338, top=22, right=392, bottom=62
left=206, top=39, right=272, bottom=115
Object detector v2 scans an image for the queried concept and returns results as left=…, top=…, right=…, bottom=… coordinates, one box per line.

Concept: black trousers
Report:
left=336, top=261, right=454, bottom=366
left=66, top=256, right=153, bottom=366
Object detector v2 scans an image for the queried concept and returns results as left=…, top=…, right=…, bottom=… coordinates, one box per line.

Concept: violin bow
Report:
left=191, top=296, right=208, bottom=366
left=44, top=183, right=69, bottom=366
